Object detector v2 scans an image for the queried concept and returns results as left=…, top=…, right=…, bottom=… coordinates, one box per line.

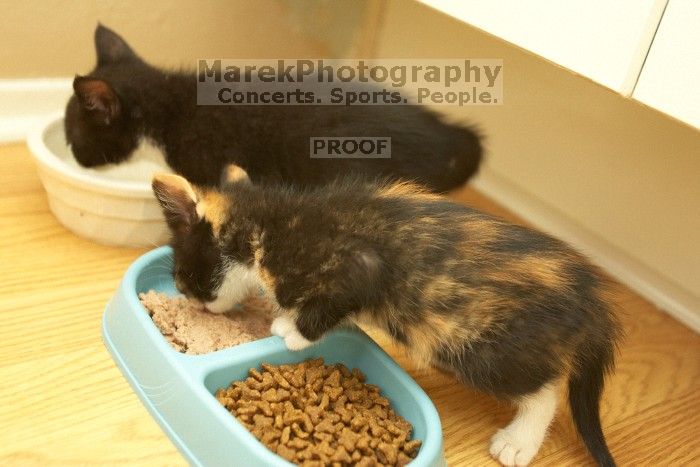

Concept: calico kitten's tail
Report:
left=568, top=317, right=618, bottom=467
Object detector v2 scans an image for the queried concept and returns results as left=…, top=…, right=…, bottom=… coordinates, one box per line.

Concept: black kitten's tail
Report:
left=568, top=325, right=618, bottom=467
left=448, top=123, right=483, bottom=183
left=427, top=122, right=483, bottom=193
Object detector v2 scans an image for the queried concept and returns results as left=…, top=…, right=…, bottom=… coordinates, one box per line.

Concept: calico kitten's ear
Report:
left=221, top=164, right=251, bottom=185
left=152, top=173, right=199, bottom=235
left=94, top=24, right=137, bottom=66
left=73, top=76, right=120, bottom=125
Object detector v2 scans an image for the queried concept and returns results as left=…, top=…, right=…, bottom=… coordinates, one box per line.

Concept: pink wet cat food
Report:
left=139, top=290, right=272, bottom=354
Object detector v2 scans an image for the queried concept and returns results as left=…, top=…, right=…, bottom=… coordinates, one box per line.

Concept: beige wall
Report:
left=372, top=0, right=700, bottom=324
left=0, top=0, right=372, bottom=78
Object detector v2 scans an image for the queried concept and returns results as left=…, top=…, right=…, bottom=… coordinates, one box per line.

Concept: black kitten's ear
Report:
left=95, top=24, right=137, bottom=66
left=73, top=76, right=120, bottom=124
left=152, top=173, right=200, bottom=235
left=221, top=164, right=251, bottom=185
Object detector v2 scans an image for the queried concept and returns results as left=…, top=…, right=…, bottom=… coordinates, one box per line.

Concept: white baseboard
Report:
left=473, top=167, right=700, bottom=333
left=0, top=78, right=72, bottom=144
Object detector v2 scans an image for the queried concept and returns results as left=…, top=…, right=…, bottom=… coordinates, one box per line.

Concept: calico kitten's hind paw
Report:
left=271, top=316, right=313, bottom=351
left=489, top=428, right=539, bottom=466
left=490, top=383, right=557, bottom=466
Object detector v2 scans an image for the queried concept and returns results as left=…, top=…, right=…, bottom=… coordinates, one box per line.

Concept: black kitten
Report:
left=65, top=25, right=483, bottom=192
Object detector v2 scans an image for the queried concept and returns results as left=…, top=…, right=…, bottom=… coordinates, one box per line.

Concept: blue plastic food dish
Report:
left=102, top=246, right=446, bottom=466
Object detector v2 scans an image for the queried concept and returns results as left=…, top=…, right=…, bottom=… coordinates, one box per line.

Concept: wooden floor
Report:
left=0, top=143, right=698, bottom=466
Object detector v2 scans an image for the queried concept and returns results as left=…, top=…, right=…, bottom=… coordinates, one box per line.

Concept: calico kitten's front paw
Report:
left=271, top=316, right=313, bottom=351
left=489, top=428, right=539, bottom=467
left=271, top=315, right=295, bottom=337
left=284, top=331, right=313, bottom=351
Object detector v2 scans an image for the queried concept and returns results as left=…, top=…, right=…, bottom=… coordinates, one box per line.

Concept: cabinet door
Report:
left=633, top=0, right=700, bottom=129
left=417, top=0, right=667, bottom=93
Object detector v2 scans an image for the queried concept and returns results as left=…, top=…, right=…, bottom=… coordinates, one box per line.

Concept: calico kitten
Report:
left=152, top=169, right=620, bottom=467
left=65, top=25, right=483, bottom=192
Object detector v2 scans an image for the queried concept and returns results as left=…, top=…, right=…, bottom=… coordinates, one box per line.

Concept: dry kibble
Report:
left=369, top=420, right=386, bottom=437
left=278, top=388, right=291, bottom=401
left=325, top=385, right=344, bottom=401
left=273, top=424, right=287, bottom=444
left=216, top=359, right=422, bottom=465
left=274, top=372, right=292, bottom=389
left=356, top=457, right=376, bottom=467
left=315, top=417, right=336, bottom=434
left=302, top=413, right=314, bottom=433
left=313, top=431, right=335, bottom=443
left=326, top=369, right=341, bottom=387
left=277, top=444, right=297, bottom=462
left=318, top=393, right=330, bottom=411
left=262, top=388, right=278, bottom=402
left=374, top=396, right=390, bottom=407
left=351, top=415, right=368, bottom=431
left=378, top=442, right=399, bottom=465
left=292, top=422, right=310, bottom=439
left=291, top=367, right=306, bottom=387
left=352, top=368, right=365, bottom=382
left=403, top=439, right=422, bottom=457
left=251, top=426, right=264, bottom=439
left=300, top=459, right=321, bottom=466
left=242, top=387, right=261, bottom=400
left=255, top=400, right=273, bottom=416
left=261, top=429, right=280, bottom=445
left=289, top=438, right=310, bottom=450
left=397, top=451, right=413, bottom=466
left=249, top=367, right=264, bottom=381
left=337, top=427, right=358, bottom=452
left=330, top=446, right=352, bottom=463
left=306, top=385, right=319, bottom=404
left=253, top=414, right=273, bottom=427
left=236, top=405, right=258, bottom=416
left=336, top=407, right=352, bottom=424
left=356, top=435, right=370, bottom=453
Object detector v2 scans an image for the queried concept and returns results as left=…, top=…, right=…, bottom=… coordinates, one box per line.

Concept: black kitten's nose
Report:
left=72, top=149, right=108, bottom=168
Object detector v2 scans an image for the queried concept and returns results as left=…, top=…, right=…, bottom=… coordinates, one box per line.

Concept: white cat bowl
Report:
left=27, top=114, right=171, bottom=247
